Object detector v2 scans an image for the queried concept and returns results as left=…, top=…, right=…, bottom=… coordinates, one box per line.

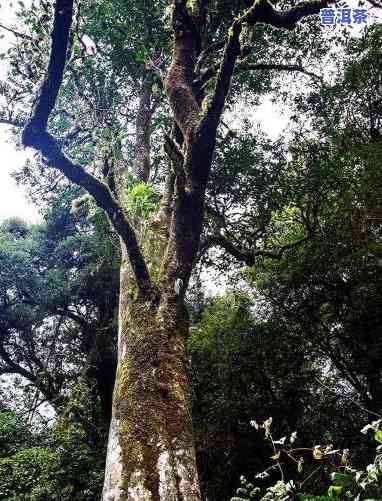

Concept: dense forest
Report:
left=0, top=0, right=381, bottom=500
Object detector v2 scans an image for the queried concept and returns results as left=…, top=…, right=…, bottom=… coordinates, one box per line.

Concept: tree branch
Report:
left=0, top=22, right=37, bottom=42
left=164, top=0, right=200, bottom=137
left=21, top=0, right=152, bottom=297
left=0, top=117, right=24, bottom=127
left=199, top=20, right=242, bottom=133
left=200, top=234, right=279, bottom=265
left=367, top=0, right=382, bottom=7
left=244, top=0, right=331, bottom=30
left=238, top=62, right=322, bottom=81
left=195, top=39, right=226, bottom=74
left=24, top=131, right=152, bottom=295
left=163, top=134, right=184, bottom=174
left=201, top=233, right=310, bottom=265
left=134, top=78, right=156, bottom=182
left=25, top=0, right=73, bottom=132
left=197, top=61, right=323, bottom=87
left=0, top=339, right=37, bottom=384
left=201, top=0, right=331, bottom=131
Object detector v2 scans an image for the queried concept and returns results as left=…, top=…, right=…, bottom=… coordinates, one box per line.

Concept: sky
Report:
left=0, top=0, right=40, bottom=223
left=0, top=1, right=381, bottom=225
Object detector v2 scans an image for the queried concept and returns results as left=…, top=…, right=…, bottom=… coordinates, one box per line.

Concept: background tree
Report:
left=0, top=188, right=119, bottom=426
left=247, top=23, right=382, bottom=414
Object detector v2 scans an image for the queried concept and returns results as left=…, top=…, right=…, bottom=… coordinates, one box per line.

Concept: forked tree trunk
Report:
left=20, top=2, right=324, bottom=500
left=102, top=246, right=201, bottom=501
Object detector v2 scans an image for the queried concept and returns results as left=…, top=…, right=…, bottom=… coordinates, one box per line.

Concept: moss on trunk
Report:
left=103, top=245, right=201, bottom=500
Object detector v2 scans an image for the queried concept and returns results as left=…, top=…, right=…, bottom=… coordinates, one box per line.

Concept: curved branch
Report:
left=197, top=61, right=322, bottom=88
left=200, top=234, right=280, bottom=265
left=366, top=0, right=382, bottom=7
left=201, top=233, right=309, bottom=265
left=0, top=117, right=24, bottom=127
left=23, top=130, right=152, bottom=295
left=0, top=340, right=37, bottom=384
left=201, top=0, right=331, bottom=130
left=26, top=0, right=73, bottom=132
left=238, top=62, right=322, bottom=81
left=21, top=0, right=152, bottom=297
left=195, top=39, right=225, bottom=74
left=245, top=0, right=332, bottom=30
left=0, top=22, right=37, bottom=42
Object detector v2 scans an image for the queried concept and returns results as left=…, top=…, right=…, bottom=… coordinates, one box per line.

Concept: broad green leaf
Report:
left=330, top=472, right=353, bottom=487
left=374, top=431, right=382, bottom=443
left=327, top=485, right=342, bottom=498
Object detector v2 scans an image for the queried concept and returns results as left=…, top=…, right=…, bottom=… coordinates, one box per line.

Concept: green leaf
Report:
left=134, top=49, right=145, bottom=63
left=374, top=430, right=382, bottom=443
left=327, top=485, right=342, bottom=498
left=330, top=472, right=353, bottom=487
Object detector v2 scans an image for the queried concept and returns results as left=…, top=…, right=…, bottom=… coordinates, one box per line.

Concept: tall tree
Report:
left=5, top=0, right=361, bottom=499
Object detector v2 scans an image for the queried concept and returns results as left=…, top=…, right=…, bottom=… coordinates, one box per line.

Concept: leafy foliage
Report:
left=126, top=181, right=161, bottom=220
left=231, top=418, right=382, bottom=500
left=0, top=399, right=105, bottom=500
left=188, top=293, right=371, bottom=501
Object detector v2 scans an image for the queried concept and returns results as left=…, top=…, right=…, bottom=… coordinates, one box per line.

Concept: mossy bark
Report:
left=102, top=247, right=201, bottom=501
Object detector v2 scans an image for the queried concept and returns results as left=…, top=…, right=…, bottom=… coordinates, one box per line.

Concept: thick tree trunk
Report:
left=102, top=247, right=201, bottom=501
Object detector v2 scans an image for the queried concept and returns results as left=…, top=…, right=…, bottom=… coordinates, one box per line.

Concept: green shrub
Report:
left=0, top=408, right=105, bottom=500
left=0, top=447, right=60, bottom=500
left=232, top=418, right=382, bottom=501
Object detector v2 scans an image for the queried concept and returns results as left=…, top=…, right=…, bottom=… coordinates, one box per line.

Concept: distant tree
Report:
left=248, top=24, right=382, bottom=414
left=0, top=189, right=119, bottom=426
left=0, top=401, right=105, bottom=500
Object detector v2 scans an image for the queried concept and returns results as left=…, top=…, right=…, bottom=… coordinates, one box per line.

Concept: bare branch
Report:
left=200, top=234, right=280, bottom=265
left=0, top=117, right=24, bottom=127
left=197, top=61, right=323, bottom=87
left=237, top=62, right=323, bottom=81
left=0, top=22, right=37, bottom=42
left=0, top=339, right=37, bottom=384
left=367, top=0, right=382, bottom=8
left=195, top=39, right=225, bottom=74
left=201, top=233, right=309, bottom=265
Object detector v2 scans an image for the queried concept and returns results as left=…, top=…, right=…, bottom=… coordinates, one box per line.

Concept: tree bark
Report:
left=134, top=79, right=155, bottom=183
left=102, top=246, right=201, bottom=501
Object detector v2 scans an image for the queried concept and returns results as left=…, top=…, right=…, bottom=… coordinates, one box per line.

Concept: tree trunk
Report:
left=102, top=246, right=201, bottom=501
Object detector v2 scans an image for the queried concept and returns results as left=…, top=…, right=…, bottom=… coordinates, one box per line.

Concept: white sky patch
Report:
left=0, top=0, right=39, bottom=223
left=0, top=127, right=40, bottom=222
